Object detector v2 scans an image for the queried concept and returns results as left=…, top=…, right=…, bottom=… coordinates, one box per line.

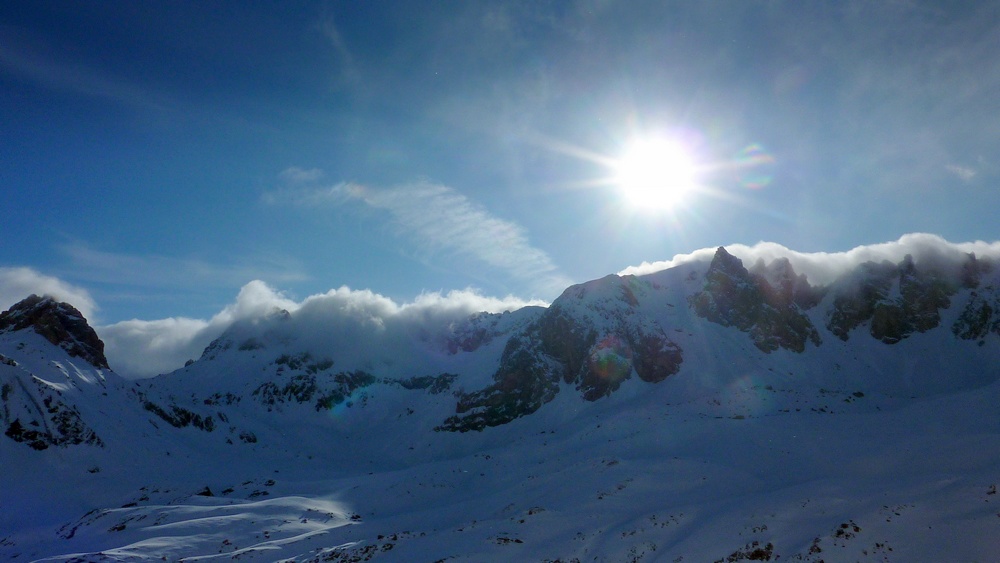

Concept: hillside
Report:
left=3, top=245, right=1000, bottom=561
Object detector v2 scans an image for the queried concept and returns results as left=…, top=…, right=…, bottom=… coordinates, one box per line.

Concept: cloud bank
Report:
left=100, top=281, right=544, bottom=379
left=0, top=267, right=97, bottom=319
left=11, top=233, right=1000, bottom=380
left=100, top=281, right=299, bottom=378
left=620, top=233, right=1000, bottom=286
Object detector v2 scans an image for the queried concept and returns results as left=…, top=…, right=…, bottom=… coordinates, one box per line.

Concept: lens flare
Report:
left=734, top=144, right=775, bottom=189
left=588, top=335, right=634, bottom=382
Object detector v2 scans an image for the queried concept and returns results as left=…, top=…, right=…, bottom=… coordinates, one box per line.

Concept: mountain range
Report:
left=3, top=244, right=1000, bottom=561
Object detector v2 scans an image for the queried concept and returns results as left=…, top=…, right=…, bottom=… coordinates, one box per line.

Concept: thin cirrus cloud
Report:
left=0, top=32, right=169, bottom=111
left=279, top=166, right=326, bottom=183
left=58, top=243, right=310, bottom=289
left=946, top=164, right=977, bottom=183
left=267, top=172, right=572, bottom=297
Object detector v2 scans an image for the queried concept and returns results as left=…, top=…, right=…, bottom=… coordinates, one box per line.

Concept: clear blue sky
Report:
left=3, top=1, right=999, bottom=324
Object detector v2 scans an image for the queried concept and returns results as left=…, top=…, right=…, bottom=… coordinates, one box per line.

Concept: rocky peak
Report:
left=0, top=295, right=109, bottom=369
left=690, top=247, right=821, bottom=353
left=438, top=275, right=683, bottom=431
left=707, top=247, right=751, bottom=282
left=959, top=252, right=995, bottom=289
left=750, top=257, right=823, bottom=309
left=826, top=256, right=956, bottom=344
left=693, top=248, right=762, bottom=324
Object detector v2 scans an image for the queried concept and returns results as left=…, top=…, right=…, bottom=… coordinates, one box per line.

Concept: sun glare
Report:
left=613, top=138, right=698, bottom=209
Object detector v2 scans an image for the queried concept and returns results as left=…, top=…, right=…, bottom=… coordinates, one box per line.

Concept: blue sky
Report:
left=3, top=1, right=1000, bottom=328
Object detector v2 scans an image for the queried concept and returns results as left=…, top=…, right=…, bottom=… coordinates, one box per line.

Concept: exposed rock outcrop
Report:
left=439, top=275, right=683, bottom=432
left=0, top=295, right=109, bottom=369
left=690, top=248, right=822, bottom=352
left=1, top=369, right=104, bottom=450
left=252, top=369, right=378, bottom=412
left=827, top=255, right=956, bottom=344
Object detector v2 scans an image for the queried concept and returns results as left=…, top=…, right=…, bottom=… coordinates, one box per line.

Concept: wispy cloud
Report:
left=266, top=174, right=571, bottom=296
left=59, top=243, right=310, bottom=289
left=0, top=30, right=168, bottom=111
left=946, top=164, right=977, bottom=182
left=279, top=166, right=325, bottom=183
left=318, top=12, right=363, bottom=93
left=0, top=267, right=98, bottom=319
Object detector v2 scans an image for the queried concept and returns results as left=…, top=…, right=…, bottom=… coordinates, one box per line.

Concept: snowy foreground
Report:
left=5, top=371, right=1000, bottom=562
left=4, top=244, right=1000, bottom=561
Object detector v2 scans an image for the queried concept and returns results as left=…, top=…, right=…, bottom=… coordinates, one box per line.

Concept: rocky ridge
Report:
left=3, top=248, right=1000, bottom=452
left=439, top=275, right=683, bottom=431
left=690, top=247, right=822, bottom=352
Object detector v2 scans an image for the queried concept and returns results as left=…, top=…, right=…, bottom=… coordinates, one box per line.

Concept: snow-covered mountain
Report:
left=4, top=246, right=1000, bottom=561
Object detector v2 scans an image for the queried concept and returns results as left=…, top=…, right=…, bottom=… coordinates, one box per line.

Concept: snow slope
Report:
left=3, top=248, right=1000, bottom=561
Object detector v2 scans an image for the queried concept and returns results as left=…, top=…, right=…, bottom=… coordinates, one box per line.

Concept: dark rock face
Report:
left=438, top=332, right=559, bottom=432
left=142, top=399, right=215, bottom=431
left=827, top=255, right=956, bottom=344
left=1, top=375, right=104, bottom=450
left=554, top=276, right=683, bottom=398
left=0, top=295, right=109, bottom=369
left=958, top=252, right=994, bottom=290
left=444, top=312, right=500, bottom=354
left=826, top=261, right=897, bottom=340
left=252, top=370, right=377, bottom=412
left=690, top=248, right=822, bottom=353
left=395, top=373, right=459, bottom=394
left=749, top=257, right=824, bottom=310
left=439, top=275, right=683, bottom=432
left=630, top=332, right=684, bottom=384
left=952, top=254, right=1000, bottom=342
left=953, top=292, right=1000, bottom=343
left=575, top=322, right=682, bottom=400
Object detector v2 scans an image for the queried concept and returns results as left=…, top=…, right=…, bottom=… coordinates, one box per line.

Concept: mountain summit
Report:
left=0, top=294, right=109, bottom=369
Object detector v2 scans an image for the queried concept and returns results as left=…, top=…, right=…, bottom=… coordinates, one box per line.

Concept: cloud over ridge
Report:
left=620, top=233, right=1000, bottom=286
left=10, top=232, right=1000, bottom=380
left=0, top=267, right=97, bottom=319
left=100, top=281, right=544, bottom=379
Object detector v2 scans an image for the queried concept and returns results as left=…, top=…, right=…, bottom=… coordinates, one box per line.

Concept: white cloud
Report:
left=355, top=182, right=561, bottom=277
left=405, top=289, right=547, bottom=317
left=279, top=166, right=325, bottom=183
left=0, top=267, right=97, bottom=319
left=99, top=280, right=543, bottom=379
left=946, top=164, right=977, bottom=182
left=44, top=232, right=1000, bottom=380
left=99, top=317, right=213, bottom=378
left=100, top=281, right=299, bottom=378
left=620, top=233, right=1000, bottom=286
left=266, top=178, right=572, bottom=297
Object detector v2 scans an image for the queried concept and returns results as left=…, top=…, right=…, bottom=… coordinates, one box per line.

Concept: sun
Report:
left=612, top=138, right=699, bottom=209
